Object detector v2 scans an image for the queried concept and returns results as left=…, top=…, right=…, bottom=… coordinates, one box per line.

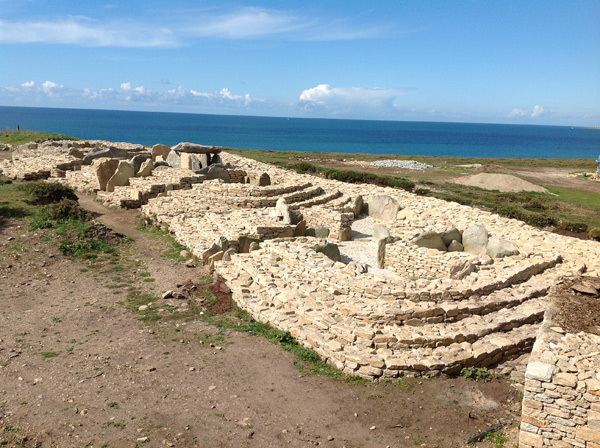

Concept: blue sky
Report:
left=0, top=0, right=599, bottom=125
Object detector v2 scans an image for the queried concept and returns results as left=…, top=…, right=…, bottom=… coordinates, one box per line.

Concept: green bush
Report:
left=589, top=227, right=600, bottom=241
left=59, top=239, right=115, bottom=259
left=558, top=221, right=588, bottom=233
left=25, top=182, right=77, bottom=205
left=48, top=199, right=88, bottom=221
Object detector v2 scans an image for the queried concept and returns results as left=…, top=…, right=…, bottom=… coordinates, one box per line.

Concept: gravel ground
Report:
left=370, top=160, right=433, bottom=170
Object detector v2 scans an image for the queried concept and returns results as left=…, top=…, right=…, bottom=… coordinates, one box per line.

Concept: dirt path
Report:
left=0, top=197, right=522, bottom=448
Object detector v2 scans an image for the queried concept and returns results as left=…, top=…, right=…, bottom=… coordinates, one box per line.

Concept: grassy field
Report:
left=0, top=129, right=78, bottom=145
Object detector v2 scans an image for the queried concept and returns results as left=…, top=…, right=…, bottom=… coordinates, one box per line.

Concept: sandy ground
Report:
left=452, top=173, right=548, bottom=193
left=0, top=195, right=523, bottom=448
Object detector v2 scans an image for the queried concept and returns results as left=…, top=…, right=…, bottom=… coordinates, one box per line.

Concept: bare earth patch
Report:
left=453, top=173, right=548, bottom=193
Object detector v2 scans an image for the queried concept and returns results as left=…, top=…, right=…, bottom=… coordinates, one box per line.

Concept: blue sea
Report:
left=0, top=106, right=599, bottom=159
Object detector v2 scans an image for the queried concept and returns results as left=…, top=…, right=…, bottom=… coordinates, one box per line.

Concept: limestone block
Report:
left=275, top=197, right=292, bottom=224
left=525, top=361, right=555, bottom=382
left=306, top=227, right=330, bottom=238
left=487, top=237, right=520, bottom=258
left=352, top=195, right=365, bottom=216
left=338, top=227, right=352, bottom=241
left=151, top=144, right=170, bottom=159
left=367, top=195, right=400, bottom=222
left=82, top=146, right=128, bottom=165
left=447, top=240, right=464, bottom=252
left=442, top=227, right=462, bottom=246
left=463, top=224, right=489, bottom=255
left=106, top=160, right=135, bottom=192
left=251, top=172, right=271, bottom=186
left=372, top=224, right=390, bottom=241
left=166, top=150, right=181, bottom=168
left=130, top=154, right=151, bottom=174
left=413, top=231, right=447, bottom=251
left=137, top=159, right=154, bottom=177
left=519, top=431, right=543, bottom=447
left=93, top=157, right=120, bottom=191
left=180, top=152, right=203, bottom=171
left=376, top=238, right=386, bottom=269
left=448, top=258, right=477, bottom=280
left=314, top=242, right=341, bottom=262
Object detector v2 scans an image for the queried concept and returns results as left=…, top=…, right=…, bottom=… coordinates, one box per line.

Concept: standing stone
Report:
left=211, top=154, right=223, bottom=165
left=441, top=228, right=462, bottom=247
left=486, top=237, right=519, bottom=258
left=93, top=158, right=120, bottom=191
left=199, top=153, right=209, bottom=169
left=338, top=227, right=352, bottom=241
left=106, top=160, right=135, bottom=192
left=180, top=152, right=203, bottom=171
left=448, top=259, right=477, bottom=279
left=130, top=154, right=150, bottom=174
left=275, top=197, right=292, bottom=224
left=137, top=159, right=154, bottom=177
left=367, top=195, right=400, bottom=222
left=166, top=150, right=181, bottom=168
left=462, top=224, right=489, bottom=255
left=412, top=231, right=446, bottom=251
left=251, top=172, right=271, bottom=187
left=294, top=220, right=307, bottom=237
left=376, top=238, right=386, bottom=269
left=352, top=195, right=365, bottom=216
left=205, top=165, right=230, bottom=182
left=151, top=144, right=170, bottom=159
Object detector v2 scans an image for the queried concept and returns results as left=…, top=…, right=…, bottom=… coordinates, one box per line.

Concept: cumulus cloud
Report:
left=20, top=81, right=35, bottom=88
left=509, top=105, right=545, bottom=119
left=41, top=80, right=63, bottom=95
left=298, top=83, right=404, bottom=116
left=120, top=82, right=131, bottom=91
left=0, top=8, right=382, bottom=47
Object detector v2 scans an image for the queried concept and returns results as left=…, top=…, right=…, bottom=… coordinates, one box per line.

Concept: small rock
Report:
left=136, top=436, right=149, bottom=443
left=161, top=290, right=174, bottom=300
left=138, top=305, right=148, bottom=311
left=572, top=282, right=599, bottom=296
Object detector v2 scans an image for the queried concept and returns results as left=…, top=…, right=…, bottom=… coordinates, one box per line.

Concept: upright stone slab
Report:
left=93, top=157, right=120, bottom=191
left=275, top=197, right=292, bottom=224
left=166, top=150, right=181, bottom=168
left=180, top=152, right=203, bottom=171
left=367, top=195, right=400, bottom=222
left=106, top=160, right=135, bottom=192
left=376, top=238, right=386, bottom=269
left=137, top=159, right=154, bottom=177
left=462, top=224, right=489, bottom=255
left=130, top=154, right=151, bottom=174
left=151, top=144, right=170, bottom=159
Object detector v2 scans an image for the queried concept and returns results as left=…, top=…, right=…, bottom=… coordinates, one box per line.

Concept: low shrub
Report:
left=25, top=182, right=77, bottom=205
left=48, top=199, right=88, bottom=221
left=558, top=220, right=588, bottom=233
left=59, top=239, right=115, bottom=259
left=589, top=227, right=600, bottom=241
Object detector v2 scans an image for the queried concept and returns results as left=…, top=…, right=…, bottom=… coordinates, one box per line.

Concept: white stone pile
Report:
left=370, top=159, right=432, bottom=170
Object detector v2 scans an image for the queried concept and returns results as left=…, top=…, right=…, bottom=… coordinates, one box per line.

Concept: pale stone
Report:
left=413, top=231, right=446, bottom=251
left=462, top=224, right=489, bottom=255
left=447, top=240, right=464, bottom=252
left=441, top=227, right=462, bottom=246
left=93, top=157, right=120, bottom=191
left=137, top=159, right=154, bottom=177
left=106, top=160, right=135, bottom=192
left=525, top=361, right=555, bottom=382
left=367, top=195, right=400, bottom=222
left=151, top=144, right=170, bottom=159
left=376, top=238, right=386, bottom=269
left=486, top=237, right=519, bottom=258
left=166, top=150, right=181, bottom=168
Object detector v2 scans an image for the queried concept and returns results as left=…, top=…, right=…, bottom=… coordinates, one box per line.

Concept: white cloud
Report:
left=298, top=84, right=404, bottom=116
left=509, top=105, right=545, bottom=119
left=120, top=82, right=131, bottom=91
left=0, top=8, right=381, bottom=47
left=190, top=89, right=211, bottom=98
left=41, top=80, right=62, bottom=95
left=20, top=81, right=35, bottom=88
left=531, top=104, right=545, bottom=118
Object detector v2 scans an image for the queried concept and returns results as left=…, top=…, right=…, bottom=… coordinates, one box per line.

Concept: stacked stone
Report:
left=0, top=141, right=83, bottom=180
left=216, top=237, right=560, bottom=379
left=519, top=294, right=600, bottom=447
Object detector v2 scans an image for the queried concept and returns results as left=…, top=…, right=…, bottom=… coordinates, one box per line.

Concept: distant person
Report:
left=596, top=154, right=600, bottom=175
left=17, top=125, right=20, bottom=131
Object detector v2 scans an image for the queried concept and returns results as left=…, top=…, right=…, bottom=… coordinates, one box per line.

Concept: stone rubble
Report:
left=2, top=139, right=600, bottom=383
left=370, top=160, right=433, bottom=170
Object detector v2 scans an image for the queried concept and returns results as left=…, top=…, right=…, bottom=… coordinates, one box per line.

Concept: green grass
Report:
left=41, top=351, right=59, bottom=360
left=137, top=221, right=189, bottom=261
left=484, top=430, right=508, bottom=448
left=0, top=129, right=77, bottom=145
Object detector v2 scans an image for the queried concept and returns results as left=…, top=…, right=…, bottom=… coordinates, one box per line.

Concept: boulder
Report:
left=307, top=227, right=330, bottom=238
left=462, top=224, right=489, bottom=255
left=82, top=146, right=128, bottom=165
left=154, top=160, right=169, bottom=168
left=314, top=243, right=341, bottom=262
left=275, top=197, right=292, bottom=224
left=93, top=157, right=120, bottom=191
left=293, top=220, right=307, bottom=237
left=413, top=231, right=446, bottom=251
left=251, top=172, right=271, bottom=187
left=166, top=150, right=181, bottom=168
left=137, top=159, right=154, bottom=177
left=448, top=259, right=478, bottom=280
left=367, top=195, right=400, bottom=222
left=372, top=224, right=391, bottom=242
left=205, top=165, right=230, bottom=182
left=201, top=242, right=221, bottom=263
left=106, top=160, right=135, bottom=192
left=180, top=152, right=203, bottom=171
left=222, top=248, right=237, bottom=262
left=447, top=240, right=464, bottom=252
left=151, top=144, right=170, bottom=159
left=376, top=238, right=386, bottom=269
left=486, top=237, right=519, bottom=258
left=211, top=154, right=223, bottom=165
left=338, top=227, right=352, bottom=241
left=441, top=228, right=462, bottom=247
left=352, top=195, right=365, bottom=216
left=238, top=236, right=261, bottom=253
left=130, top=154, right=151, bottom=174
left=248, top=241, right=260, bottom=251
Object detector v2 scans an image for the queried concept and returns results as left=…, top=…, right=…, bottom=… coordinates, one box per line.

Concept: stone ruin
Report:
left=2, top=139, right=600, bottom=387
